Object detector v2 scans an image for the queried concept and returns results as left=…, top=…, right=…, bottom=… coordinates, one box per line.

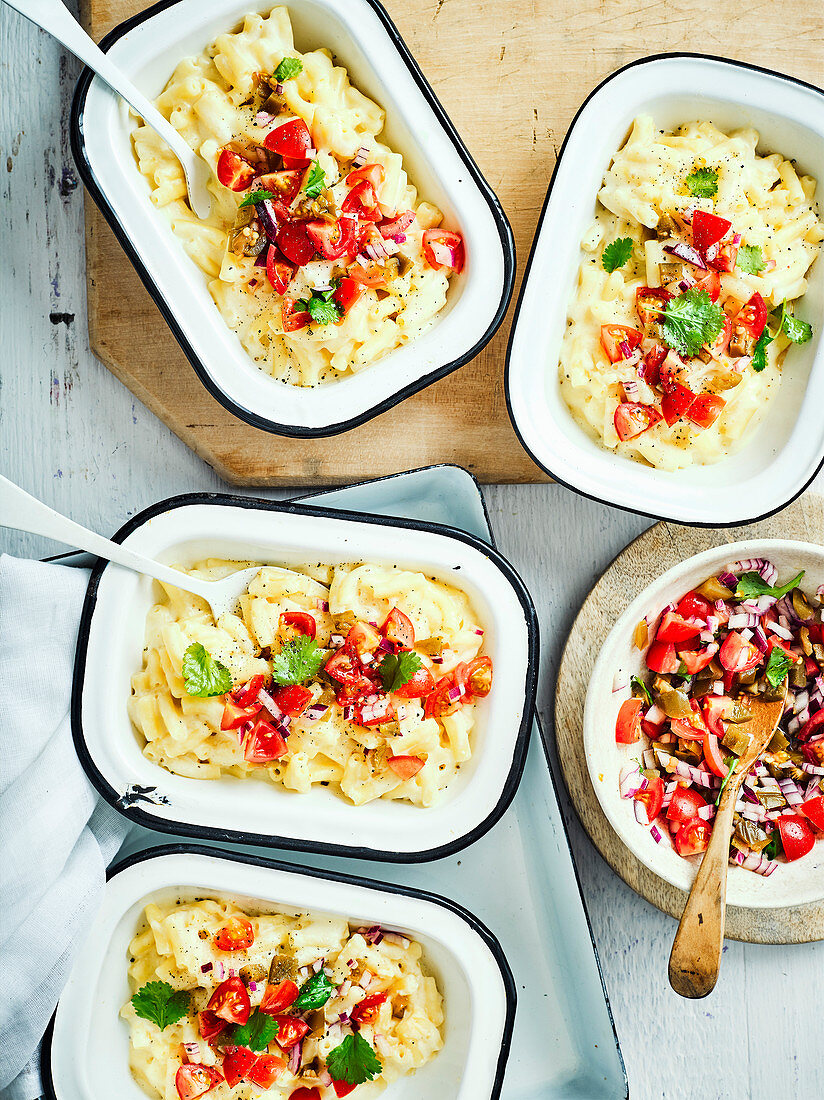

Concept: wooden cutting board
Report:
left=80, top=0, right=824, bottom=485
left=555, top=494, right=824, bottom=944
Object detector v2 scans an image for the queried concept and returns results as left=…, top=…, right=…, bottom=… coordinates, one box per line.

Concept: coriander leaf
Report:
left=326, top=1031, right=382, bottom=1086
left=182, top=642, right=233, bottom=698
left=751, top=328, right=773, bottom=373
left=271, top=635, right=326, bottom=686
left=601, top=237, right=634, bottom=274
left=302, top=160, right=326, bottom=199
left=274, top=57, right=303, bottom=82
left=231, top=1009, right=278, bottom=1052
left=379, top=650, right=422, bottom=694
left=685, top=167, right=718, bottom=198
left=736, top=244, right=765, bottom=275
left=763, top=832, right=782, bottom=860
left=778, top=301, right=813, bottom=344
left=630, top=675, right=652, bottom=707
left=764, top=646, right=794, bottom=691
left=307, top=295, right=341, bottom=326
left=238, top=188, right=273, bottom=209
left=661, top=288, right=725, bottom=357
left=735, top=570, right=805, bottom=600
left=715, top=758, right=736, bottom=808
left=292, top=969, right=334, bottom=1011
left=130, top=981, right=190, bottom=1030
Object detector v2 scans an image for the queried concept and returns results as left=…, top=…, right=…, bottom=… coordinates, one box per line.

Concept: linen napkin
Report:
left=0, top=555, right=129, bottom=1100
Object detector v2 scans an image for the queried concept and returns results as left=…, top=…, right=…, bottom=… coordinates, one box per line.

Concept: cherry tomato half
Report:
left=279, top=611, right=317, bottom=639
left=381, top=608, right=415, bottom=650
left=222, top=1047, right=257, bottom=1088
left=615, top=698, right=644, bottom=744
left=735, top=293, right=768, bottom=340
left=277, top=221, right=316, bottom=267
left=392, top=665, right=436, bottom=699
left=176, top=1064, right=224, bottom=1100
left=244, top=718, right=288, bottom=763
left=800, top=795, right=824, bottom=831
left=634, top=776, right=664, bottom=822
left=687, top=393, right=725, bottom=430
left=350, top=991, right=388, bottom=1026
left=332, top=1083, right=357, bottom=1099
left=281, top=296, right=310, bottom=333
left=666, top=786, right=708, bottom=828
left=777, top=815, right=816, bottom=861
left=422, top=229, right=464, bottom=272
left=206, top=977, right=250, bottom=1025
left=673, top=819, right=711, bottom=857
left=387, top=754, right=426, bottom=779
left=263, top=118, right=313, bottom=162
left=216, top=148, right=255, bottom=192
left=215, top=916, right=255, bottom=952
left=269, top=684, right=313, bottom=718
left=266, top=245, right=296, bottom=295
left=646, top=640, right=679, bottom=675
left=272, top=1015, right=310, bottom=1051
left=719, top=631, right=762, bottom=674
left=692, top=210, right=731, bottom=256
left=259, top=979, right=299, bottom=1015
left=614, top=402, right=662, bottom=442
left=334, top=276, right=366, bottom=317
left=246, top=1054, right=287, bottom=1088
left=599, top=325, right=642, bottom=364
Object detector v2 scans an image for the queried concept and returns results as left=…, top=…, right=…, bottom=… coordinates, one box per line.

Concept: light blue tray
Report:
left=99, top=464, right=627, bottom=1100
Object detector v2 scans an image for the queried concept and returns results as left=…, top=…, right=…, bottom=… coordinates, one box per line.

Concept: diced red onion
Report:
left=612, top=670, right=628, bottom=693
left=801, top=762, right=824, bottom=776
left=360, top=925, right=384, bottom=945
left=778, top=778, right=804, bottom=806
left=475, top=627, right=485, bottom=636
left=731, top=850, right=777, bottom=876
left=359, top=971, right=373, bottom=989
left=183, top=1042, right=200, bottom=1060
left=274, top=82, right=284, bottom=95
left=256, top=198, right=281, bottom=242
left=330, top=633, right=345, bottom=648
left=696, top=803, right=715, bottom=820
left=318, top=1069, right=333, bottom=1087
left=303, top=704, right=329, bottom=722
left=200, top=962, right=213, bottom=973
left=214, top=961, right=224, bottom=980
left=767, top=620, right=794, bottom=642
left=619, top=763, right=644, bottom=798
left=312, top=959, right=323, bottom=973
left=634, top=800, right=650, bottom=825
left=752, top=625, right=769, bottom=654
left=255, top=110, right=275, bottom=126
left=646, top=704, right=667, bottom=725
left=382, top=932, right=410, bottom=948
left=664, top=241, right=707, bottom=269
left=352, top=145, right=370, bottom=167
left=717, top=572, right=738, bottom=590
left=728, top=559, right=778, bottom=586
left=343, top=706, right=354, bottom=720
left=288, top=1042, right=301, bottom=1074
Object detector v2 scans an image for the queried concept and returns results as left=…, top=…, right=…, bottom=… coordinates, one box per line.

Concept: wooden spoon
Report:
left=668, top=683, right=788, bottom=998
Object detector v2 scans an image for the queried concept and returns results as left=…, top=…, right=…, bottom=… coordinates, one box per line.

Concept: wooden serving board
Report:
left=80, top=0, right=824, bottom=485
left=555, top=494, right=824, bottom=944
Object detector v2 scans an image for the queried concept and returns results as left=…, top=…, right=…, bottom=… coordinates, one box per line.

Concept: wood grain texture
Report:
left=79, top=0, right=824, bottom=485
left=555, top=493, right=824, bottom=944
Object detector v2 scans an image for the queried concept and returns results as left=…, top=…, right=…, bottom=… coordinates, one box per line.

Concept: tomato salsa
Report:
left=615, top=561, right=824, bottom=873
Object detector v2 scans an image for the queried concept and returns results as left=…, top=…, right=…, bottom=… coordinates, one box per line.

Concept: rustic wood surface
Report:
left=555, top=494, right=824, bottom=945
left=80, top=0, right=824, bottom=485
left=3, top=0, right=824, bottom=1096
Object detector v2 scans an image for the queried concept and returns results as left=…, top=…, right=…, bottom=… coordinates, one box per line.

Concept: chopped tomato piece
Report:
left=798, top=710, right=824, bottom=742
left=707, top=238, right=739, bottom=273
left=260, top=979, right=299, bottom=1015
left=693, top=268, right=721, bottom=302
left=325, top=649, right=366, bottom=686
left=207, top=977, right=250, bottom=1025
left=701, top=696, right=732, bottom=738
left=272, top=1015, right=310, bottom=1051
left=270, top=684, right=313, bottom=718
left=423, top=675, right=459, bottom=719
left=342, top=179, right=381, bottom=221
left=673, top=818, right=710, bottom=857
left=306, top=217, right=357, bottom=261
left=679, top=646, right=717, bottom=675
left=290, top=1090, right=322, bottom=1100
left=676, top=592, right=714, bottom=621
left=332, top=1083, right=357, bottom=1099
left=279, top=611, right=317, bottom=639
left=777, top=815, right=816, bottom=861
left=381, top=608, right=415, bottom=650
left=257, top=169, right=304, bottom=204
left=222, top=1047, right=257, bottom=1088
left=646, top=640, right=679, bottom=674
left=422, top=229, right=464, bottom=272
left=615, top=698, right=644, bottom=744
left=266, top=246, right=296, bottom=295
left=392, top=665, right=436, bottom=699
left=379, top=210, right=415, bottom=239
left=800, top=795, right=824, bottom=831
left=687, top=393, right=725, bottom=429
left=355, top=697, right=395, bottom=726
left=198, top=1010, right=227, bottom=1040
left=667, top=786, right=708, bottom=828
left=657, top=611, right=702, bottom=644
left=640, top=343, right=667, bottom=387
left=244, top=718, right=288, bottom=763
left=347, top=261, right=388, bottom=288
left=346, top=621, right=382, bottom=657
left=263, top=118, right=313, bottom=162
left=635, top=286, right=671, bottom=326
left=660, top=381, right=696, bottom=426
left=599, top=324, right=642, bottom=364
left=334, top=276, right=366, bottom=316
left=350, top=991, right=388, bottom=1025
left=465, top=655, right=493, bottom=698
left=634, top=776, right=664, bottom=822
left=281, top=296, right=310, bottom=333
left=692, top=210, right=732, bottom=256
left=216, top=148, right=255, bottom=192
left=387, top=754, right=426, bottom=778
left=614, top=402, right=662, bottom=441
left=221, top=698, right=260, bottom=731
left=346, top=163, right=385, bottom=190
left=702, top=732, right=729, bottom=778
left=277, top=221, right=316, bottom=267
left=735, top=293, right=768, bottom=340
left=719, top=631, right=762, bottom=674
left=215, top=916, right=254, bottom=952
left=246, top=1054, right=286, bottom=1088
left=233, top=674, right=266, bottom=708
left=176, top=1064, right=224, bottom=1100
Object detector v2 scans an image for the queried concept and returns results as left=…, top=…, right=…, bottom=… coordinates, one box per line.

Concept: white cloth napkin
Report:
left=0, top=556, right=129, bottom=1100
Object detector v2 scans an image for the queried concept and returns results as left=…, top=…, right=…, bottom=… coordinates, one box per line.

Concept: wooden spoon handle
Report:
left=668, top=793, right=737, bottom=998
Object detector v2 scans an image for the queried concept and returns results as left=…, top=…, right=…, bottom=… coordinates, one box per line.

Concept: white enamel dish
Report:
left=506, top=54, right=824, bottom=527
left=584, top=538, right=824, bottom=908
left=44, top=846, right=515, bottom=1100
left=72, top=493, right=537, bottom=862
left=70, top=0, right=515, bottom=437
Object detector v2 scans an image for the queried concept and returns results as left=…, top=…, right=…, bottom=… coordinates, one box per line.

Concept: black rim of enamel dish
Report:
left=70, top=491, right=539, bottom=863
left=39, top=841, right=518, bottom=1100
left=503, top=51, right=824, bottom=529
left=69, top=0, right=516, bottom=439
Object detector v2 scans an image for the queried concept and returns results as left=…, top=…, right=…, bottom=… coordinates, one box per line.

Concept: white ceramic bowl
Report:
left=584, top=538, right=824, bottom=909
left=45, top=845, right=515, bottom=1100
left=70, top=0, right=514, bottom=437
left=72, top=493, right=537, bottom=861
left=506, top=54, right=824, bottom=527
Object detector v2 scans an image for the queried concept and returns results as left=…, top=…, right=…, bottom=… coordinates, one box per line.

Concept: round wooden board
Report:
left=555, top=492, right=824, bottom=944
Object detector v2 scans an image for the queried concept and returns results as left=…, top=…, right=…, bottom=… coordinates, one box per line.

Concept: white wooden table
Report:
left=1, top=7, right=822, bottom=1099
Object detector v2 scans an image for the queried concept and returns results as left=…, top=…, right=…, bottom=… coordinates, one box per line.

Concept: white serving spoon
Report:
left=3, top=0, right=212, bottom=219
left=0, top=474, right=259, bottom=620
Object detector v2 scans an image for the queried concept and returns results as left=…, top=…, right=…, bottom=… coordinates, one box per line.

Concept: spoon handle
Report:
left=668, top=787, right=738, bottom=998
left=0, top=473, right=203, bottom=596
left=4, top=0, right=188, bottom=159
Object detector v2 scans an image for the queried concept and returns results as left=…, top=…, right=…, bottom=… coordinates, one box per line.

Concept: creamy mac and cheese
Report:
left=560, top=117, right=822, bottom=470
left=123, top=897, right=443, bottom=1099
left=133, top=7, right=464, bottom=388
left=129, top=560, right=492, bottom=807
